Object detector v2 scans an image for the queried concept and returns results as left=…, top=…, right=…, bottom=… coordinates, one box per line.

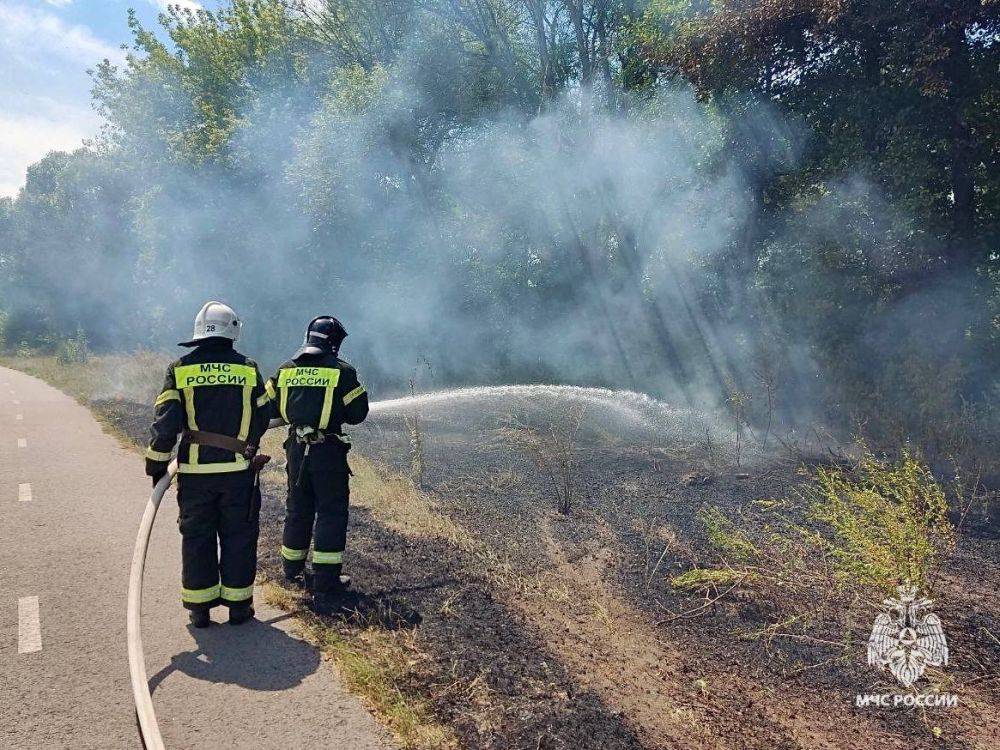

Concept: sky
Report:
left=0, top=0, right=222, bottom=198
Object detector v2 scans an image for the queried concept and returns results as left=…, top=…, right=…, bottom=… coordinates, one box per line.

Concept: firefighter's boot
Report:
left=283, top=565, right=315, bottom=591
left=229, top=603, right=255, bottom=625
left=283, top=556, right=306, bottom=584
left=189, top=608, right=211, bottom=629
left=310, top=576, right=351, bottom=615
left=310, top=592, right=339, bottom=616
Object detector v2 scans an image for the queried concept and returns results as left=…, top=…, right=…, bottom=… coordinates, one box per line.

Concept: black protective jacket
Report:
left=265, top=351, right=369, bottom=455
left=145, top=339, right=269, bottom=477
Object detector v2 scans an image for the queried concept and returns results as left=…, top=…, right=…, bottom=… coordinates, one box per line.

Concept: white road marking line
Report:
left=18, top=483, right=32, bottom=502
left=18, top=597, right=42, bottom=654
left=17, top=438, right=27, bottom=449
left=16, top=414, right=23, bottom=420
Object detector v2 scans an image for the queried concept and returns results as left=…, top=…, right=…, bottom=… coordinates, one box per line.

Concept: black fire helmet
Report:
left=293, top=315, right=348, bottom=358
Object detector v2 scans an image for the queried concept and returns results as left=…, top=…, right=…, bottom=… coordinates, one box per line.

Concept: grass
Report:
left=671, top=567, right=747, bottom=592
left=263, top=583, right=458, bottom=750
left=350, top=455, right=472, bottom=547
left=347, top=454, right=562, bottom=600
left=0, top=351, right=165, bottom=405
left=672, top=446, right=958, bottom=641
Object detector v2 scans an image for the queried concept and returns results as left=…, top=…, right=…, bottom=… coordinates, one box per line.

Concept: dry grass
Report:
left=351, top=456, right=472, bottom=547
left=263, top=583, right=458, bottom=750
left=350, top=456, right=570, bottom=600
left=0, top=352, right=166, bottom=404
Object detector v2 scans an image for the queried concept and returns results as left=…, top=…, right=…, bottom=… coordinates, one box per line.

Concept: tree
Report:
left=641, top=0, right=1000, bottom=267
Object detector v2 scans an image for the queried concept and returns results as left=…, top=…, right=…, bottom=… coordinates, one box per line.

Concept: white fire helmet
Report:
left=180, top=301, right=241, bottom=346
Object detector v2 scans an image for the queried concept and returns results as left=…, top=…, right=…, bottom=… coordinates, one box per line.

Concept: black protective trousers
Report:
left=281, top=440, right=350, bottom=594
left=176, top=471, right=261, bottom=611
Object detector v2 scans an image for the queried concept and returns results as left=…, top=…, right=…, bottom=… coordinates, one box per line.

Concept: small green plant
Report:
left=700, top=505, right=759, bottom=560
left=404, top=378, right=424, bottom=488
left=671, top=567, right=746, bottom=592
left=55, top=327, right=89, bottom=365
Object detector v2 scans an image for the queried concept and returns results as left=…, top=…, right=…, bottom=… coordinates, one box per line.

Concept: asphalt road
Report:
left=0, top=365, right=393, bottom=749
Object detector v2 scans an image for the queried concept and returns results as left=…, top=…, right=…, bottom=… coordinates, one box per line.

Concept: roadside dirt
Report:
left=94, top=393, right=1000, bottom=749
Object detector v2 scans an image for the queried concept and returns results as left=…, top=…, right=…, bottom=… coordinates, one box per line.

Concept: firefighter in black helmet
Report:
left=263, top=316, right=369, bottom=614
left=145, top=301, right=271, bottom=628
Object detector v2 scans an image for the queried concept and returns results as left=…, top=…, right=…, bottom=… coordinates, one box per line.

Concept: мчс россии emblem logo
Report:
left=867, top=584, right=948, bottom=688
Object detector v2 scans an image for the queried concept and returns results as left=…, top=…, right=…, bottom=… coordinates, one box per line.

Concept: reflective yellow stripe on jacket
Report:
left=145, top=447, right=172, bottom=462
left=155, top=389, right=180, bottom=406
left=277, top=367, right=341, bottom=428
left=175, top=363, right=257, bottom=472
left=177, top=457, right=249, bottom=474
left=343, top=385, right=365, bottom=405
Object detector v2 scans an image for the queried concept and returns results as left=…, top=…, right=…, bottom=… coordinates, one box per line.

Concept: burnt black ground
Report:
left=347, top=404, right=1000, bottom=749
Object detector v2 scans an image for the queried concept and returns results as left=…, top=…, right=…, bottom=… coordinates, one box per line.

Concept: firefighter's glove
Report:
left=250, top=453, right=271, bottom=473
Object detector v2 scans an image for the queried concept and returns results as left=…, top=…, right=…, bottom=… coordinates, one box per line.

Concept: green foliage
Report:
left=684, top=448, right=957, bottom=622
left=640, top=0, right=999, bottom=254
left=699, top=505, right=758, bottom=561
left=93, top=0, right=320, bottom=166
left=671, top=567, right=746, bottom=592
left=807, top=449, right=955, bottom=594
left=55, top=328, right=90, bottom=365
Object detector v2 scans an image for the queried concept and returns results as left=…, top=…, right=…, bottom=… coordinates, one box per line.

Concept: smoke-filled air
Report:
left=1, top=0, right=995, bottom=457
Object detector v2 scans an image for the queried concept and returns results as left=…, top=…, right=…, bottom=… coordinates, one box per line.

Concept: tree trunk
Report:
left=565, top=0, right=592, bottom=84
left=950, top=110, right=975, bottom=246
left=943, top=19, right=976, bottom=262
left=524, top=0, right=555, bottom=101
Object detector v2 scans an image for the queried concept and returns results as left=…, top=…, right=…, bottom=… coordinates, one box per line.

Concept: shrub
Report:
left=807, top=449, right=954, bottom=593
left=56, top=327, right=90, bottom=365
left=673, top=446, right=958, bottom=635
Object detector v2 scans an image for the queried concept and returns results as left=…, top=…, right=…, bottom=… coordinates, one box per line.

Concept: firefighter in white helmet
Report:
left=144, top=301, right=270, bottom=628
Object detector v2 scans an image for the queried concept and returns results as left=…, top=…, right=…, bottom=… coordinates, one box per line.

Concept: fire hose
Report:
left=127, top=459, right=176, bottom=750
left=128, top=419, right=283, bottom=749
